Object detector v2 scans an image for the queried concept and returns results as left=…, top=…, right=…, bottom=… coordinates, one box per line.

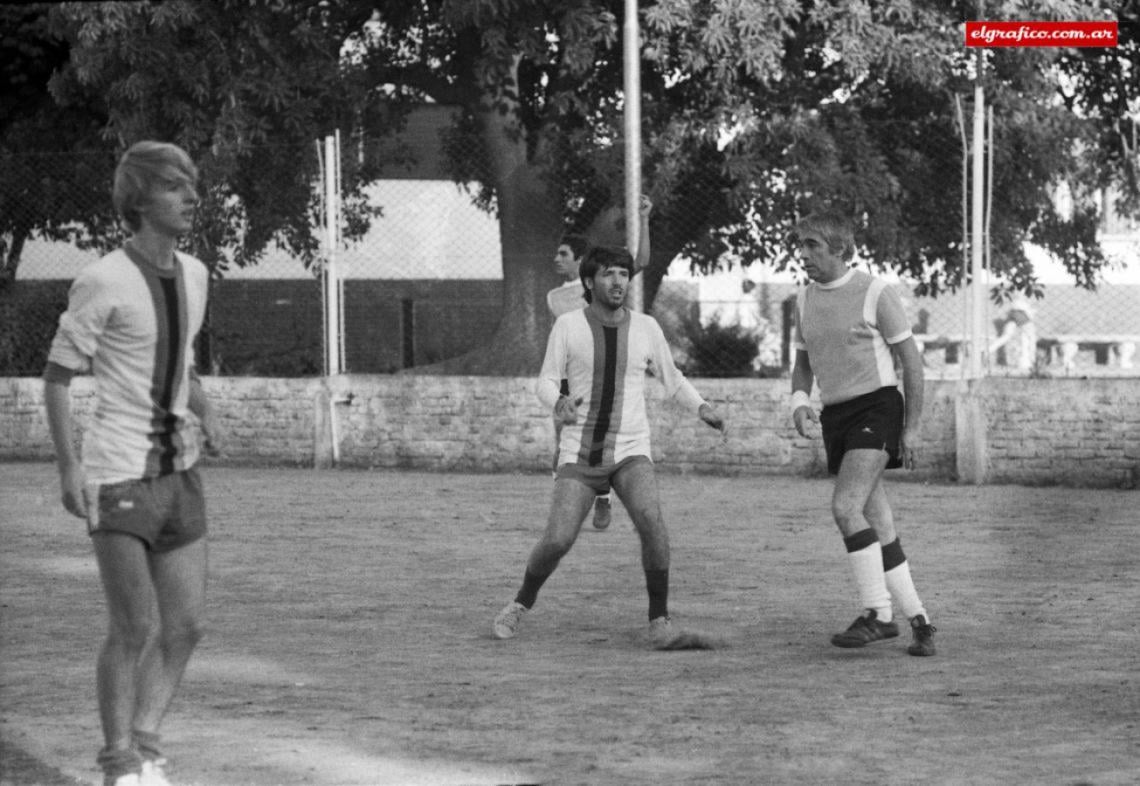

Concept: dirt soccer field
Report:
left=1, top=461, right=1137, bottom=786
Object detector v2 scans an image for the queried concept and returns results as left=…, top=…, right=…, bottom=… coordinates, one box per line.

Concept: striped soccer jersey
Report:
left=793, top=269, right=912, bottom=406
left=46, top=246, right=209, bottom=484
left=537, top=307, right=705, bottom=467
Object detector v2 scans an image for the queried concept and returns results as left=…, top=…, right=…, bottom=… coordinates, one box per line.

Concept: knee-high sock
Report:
left=882, top=537, right=927, bottom=621
left=844, top=529, right=892, bottom=622
left=645, top=568, right=669, bottom=620
left=515, top=568, right=550, bottom=609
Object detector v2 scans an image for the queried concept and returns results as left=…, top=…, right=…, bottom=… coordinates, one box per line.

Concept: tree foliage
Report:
left=3, top=0, right=1136, bottom=372
left=0, top=4, right=112, bottom=287
left=41, top=0, right=397, bottom=275
left=638, top=0, right=1135, bottom=300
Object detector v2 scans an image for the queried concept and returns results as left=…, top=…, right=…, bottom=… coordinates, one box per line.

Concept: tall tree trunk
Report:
left=425, top=162, right=564, bottom=375
left=418, top=58, right=564, bottom=376
left=0, top=226, right=28, bottom=291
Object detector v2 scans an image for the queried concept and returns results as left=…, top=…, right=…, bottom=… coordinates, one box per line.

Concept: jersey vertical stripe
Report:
left=581, top=315, right=629, bottom=466
left=864, top=279, right=896, bottom=392
left=126, top=250, right=187, bottom=477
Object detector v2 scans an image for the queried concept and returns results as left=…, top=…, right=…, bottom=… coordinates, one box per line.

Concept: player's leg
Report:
left=92, top=532, right=158, bottom=785
left=830, top=449, right=898, bottom=647
left=865, top=480, right=937, bottom=655
left=493, top=476, right=595, bottom=639
left=131, top=538, right=207, bottom=764
left=124, top=469, right=208, bottom=785
left=610, top=459, right=670, bottom=635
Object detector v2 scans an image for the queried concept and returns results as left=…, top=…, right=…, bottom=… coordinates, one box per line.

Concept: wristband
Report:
left=791, top=390, right=811, bottom=412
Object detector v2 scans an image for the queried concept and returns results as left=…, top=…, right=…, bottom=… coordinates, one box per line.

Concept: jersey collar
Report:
left=816, top=267, right=856, bottom=290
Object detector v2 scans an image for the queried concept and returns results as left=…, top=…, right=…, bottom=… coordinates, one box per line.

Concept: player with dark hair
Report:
left=546, top=197, right=653, bottom=531
left=495, top=244, right=725, bottom=647
left=44, top=140, right=219, bottom=786
left=789, top=210, right=937, bottom=656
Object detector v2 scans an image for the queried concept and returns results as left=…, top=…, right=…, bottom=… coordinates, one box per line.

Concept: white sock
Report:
left=882, top=537, right=928, bottom=622
left=844, top=532, right=892, bottom=622
left=885, top=563, right=927, bottom=622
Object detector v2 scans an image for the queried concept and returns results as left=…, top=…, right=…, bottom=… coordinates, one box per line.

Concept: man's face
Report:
left=587, top=265, right=630, bottom=310
left=140, top=167, right=198, bottom=237
left=554, top=244, right=580, bottom=280
left=794, top=229, right=846, bottom=283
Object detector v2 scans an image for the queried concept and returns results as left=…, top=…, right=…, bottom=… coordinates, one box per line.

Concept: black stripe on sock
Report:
left=843, top=528, right=879, bottom=553
left=882, top=537, right=906, bottom=571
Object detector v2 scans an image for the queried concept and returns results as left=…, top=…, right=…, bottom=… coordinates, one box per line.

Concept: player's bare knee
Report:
left=628, top=503, right=662, bottom=531
left=831, top=499, right=862, bottom=529
left=162, top=618, right=205, bottom=653
left=107, top=617, right=159, bottom=653
left=543, top=531, right=577, bottom=559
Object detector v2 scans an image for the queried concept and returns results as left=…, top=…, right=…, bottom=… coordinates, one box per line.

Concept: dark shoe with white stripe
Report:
left=907, top=615, right=937, bottom=656
left=830, top=609, right=900, bottom=648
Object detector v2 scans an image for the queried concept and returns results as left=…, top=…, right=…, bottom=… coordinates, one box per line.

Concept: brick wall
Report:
left=3, top=376, right=1138, bottom=487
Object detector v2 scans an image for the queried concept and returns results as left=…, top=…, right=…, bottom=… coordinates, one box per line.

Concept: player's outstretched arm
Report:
left=633, top=195, right=653, bottom=273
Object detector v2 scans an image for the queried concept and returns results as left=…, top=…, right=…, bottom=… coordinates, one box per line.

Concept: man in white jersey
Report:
left=790, top=210, right=936, bottom=656
left=44, top=141, right=220, bottom=786
left=547, top=197, right=653, bottom=530
left=495, top=244, right=724, bottom=646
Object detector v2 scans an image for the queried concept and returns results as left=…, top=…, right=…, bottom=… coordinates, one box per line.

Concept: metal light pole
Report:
left=624, top=0, right=643, bottom=311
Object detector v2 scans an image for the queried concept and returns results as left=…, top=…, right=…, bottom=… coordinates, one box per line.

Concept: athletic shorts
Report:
left=84, top=468, right=207, bottom=553
left=819, top=387, right=904, bottom=476
left=556, top=455, right=650, bottom=495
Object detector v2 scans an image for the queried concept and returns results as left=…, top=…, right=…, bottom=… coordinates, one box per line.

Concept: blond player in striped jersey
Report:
left=790, top=210, right=936, bottom=656
left=43, top=142, right=219, bottom=786
left=495, top=244, right=725, bottom=647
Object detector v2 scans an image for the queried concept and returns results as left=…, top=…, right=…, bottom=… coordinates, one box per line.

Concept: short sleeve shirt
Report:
left=793, top=269, right=912, bottom=406
left=547, top=281, right=585, bottom=318
left=46, top=247, right=209, bottom=483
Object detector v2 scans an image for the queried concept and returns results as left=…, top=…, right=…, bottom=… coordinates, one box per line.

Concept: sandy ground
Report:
left=2, top=461, right=1138, bottom=786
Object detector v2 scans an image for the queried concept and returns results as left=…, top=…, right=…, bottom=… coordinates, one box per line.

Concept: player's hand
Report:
left=200, top=413, right=223, bottom=457
left=793, top=405, right=818, bottom=438
left=554, top=395, right=583, bottom=425
left=699, top=404, right=727, bottom=438
left=900, top=425, right=920, bottom=470
left=638, top=194, right=653, bottom=218
left=59, top=462, right=86, bottom=519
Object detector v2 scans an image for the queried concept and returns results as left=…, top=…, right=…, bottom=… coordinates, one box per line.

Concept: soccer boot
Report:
left=907, top=615, right=937, bottom=656
left=105, top=775, right=141, bottom=786
left=493, top=600, right=528, bottom=639
left=591, top=496, right=612, bottom=530
left=140, top=759, right=172, bottom=786
left=830, top=609, right=900, bottom=648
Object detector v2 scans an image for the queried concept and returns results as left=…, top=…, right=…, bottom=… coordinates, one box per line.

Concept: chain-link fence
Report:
left=3, top=143, right=1139, bottom=380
